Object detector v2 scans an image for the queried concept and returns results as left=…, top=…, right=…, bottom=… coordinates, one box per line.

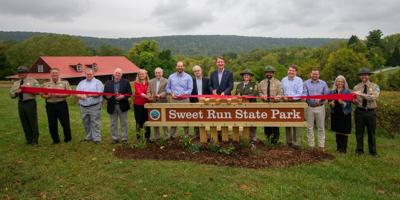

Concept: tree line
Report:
left=0, top=29, right=399, bottom=90
left=0, top=31, right=342, bottom=55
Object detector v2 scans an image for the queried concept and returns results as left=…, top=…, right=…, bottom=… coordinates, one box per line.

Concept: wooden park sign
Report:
left=145, top=99, right=307, bottom=144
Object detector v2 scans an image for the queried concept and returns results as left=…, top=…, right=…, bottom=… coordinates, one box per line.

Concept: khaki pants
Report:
left=286, top=127, right=301, bottom=147
left=169, top=98, right=189, bottom=137
left=306, top=105, right=326, bottom=148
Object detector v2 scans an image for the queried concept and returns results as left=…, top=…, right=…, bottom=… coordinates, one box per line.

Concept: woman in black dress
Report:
left=329, top=75, right=352, bottom=153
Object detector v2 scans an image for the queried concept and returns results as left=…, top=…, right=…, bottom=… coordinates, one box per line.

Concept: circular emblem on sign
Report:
left=149, top=109, right=160, bottom=120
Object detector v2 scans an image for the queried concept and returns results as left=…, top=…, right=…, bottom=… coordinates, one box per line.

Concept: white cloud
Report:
left=0, top=0, right=399, bottom=38
left=151, top=0, right=215, bottom=31
left=0, top=0, right=89, bottom=21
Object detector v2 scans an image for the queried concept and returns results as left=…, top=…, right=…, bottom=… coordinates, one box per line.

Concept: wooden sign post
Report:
left=145, top=99, right=307, bottom=144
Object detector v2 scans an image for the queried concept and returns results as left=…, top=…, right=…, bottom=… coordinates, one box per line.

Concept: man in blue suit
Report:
left=209, top=56, right=234, bottom=95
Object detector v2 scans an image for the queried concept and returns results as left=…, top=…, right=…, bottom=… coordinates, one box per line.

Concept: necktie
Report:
left=267, top=79, right=271, bottom=102
left=19, top=79, right=24, bottom=101
left=362, top=85, right=367, bottom=108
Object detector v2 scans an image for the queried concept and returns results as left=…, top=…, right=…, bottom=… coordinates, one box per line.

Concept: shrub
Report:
left=219, top=144, right=236, bottom=155
left=376, top=91, right=400, bottom=138
left=206, top=143, right=221, bottom=153
left=183, top=137, right=201, bottom=153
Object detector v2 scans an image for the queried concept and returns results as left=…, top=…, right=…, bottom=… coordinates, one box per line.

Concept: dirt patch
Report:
left=114, top=138, right=335, bottom=169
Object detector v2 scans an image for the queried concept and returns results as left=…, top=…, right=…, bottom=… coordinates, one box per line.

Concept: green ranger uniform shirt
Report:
left=9, top=77, right=40, bottom=101
left=235, top=81, right=258, bottom=102
left=258, top=77, right=282, bottom=102
left=353, top=81, right=380, bottom=109
left=42, top=79, right=72, bottom=103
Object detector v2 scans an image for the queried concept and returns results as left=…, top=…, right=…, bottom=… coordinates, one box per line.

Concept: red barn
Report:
left=8, top=56, right=141, bottom=84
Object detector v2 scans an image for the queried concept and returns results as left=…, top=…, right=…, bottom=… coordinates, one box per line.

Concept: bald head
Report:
left=113, top=68, right=123, bottom=81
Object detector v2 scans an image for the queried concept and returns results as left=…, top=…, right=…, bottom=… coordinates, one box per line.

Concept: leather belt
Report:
left=80, top=103, right=100, bottom=108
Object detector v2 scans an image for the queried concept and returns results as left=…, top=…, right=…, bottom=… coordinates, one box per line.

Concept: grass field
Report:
left=0, top=87, right=399, bottom=199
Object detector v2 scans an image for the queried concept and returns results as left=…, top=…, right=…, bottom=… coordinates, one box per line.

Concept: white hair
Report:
left=154, top=67, right=163, bottom=73
left=192, top=65, right=202, bottom=71
left=333, top=75, right=349, bottom=90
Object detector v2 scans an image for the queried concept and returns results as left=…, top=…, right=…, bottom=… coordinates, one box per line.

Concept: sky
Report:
left=0, top=0, right=399, bottom=39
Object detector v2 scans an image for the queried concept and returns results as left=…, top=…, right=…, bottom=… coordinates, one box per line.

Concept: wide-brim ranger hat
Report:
left=264, top=65, right=276, bottom=73
left=17, top=66, right=29, bottom=73
left=240, top=69, right=254, bottom=76
left=358, top=68, right=372, bottom=75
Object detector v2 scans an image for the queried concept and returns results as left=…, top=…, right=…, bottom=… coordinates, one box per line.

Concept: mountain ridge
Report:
left=0, top=31, right=345, bottom=56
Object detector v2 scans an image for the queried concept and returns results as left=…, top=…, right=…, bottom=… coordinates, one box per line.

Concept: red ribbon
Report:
left=180, top=94, right=355, bottom=101
left=21, top=86, right=355, bottom=101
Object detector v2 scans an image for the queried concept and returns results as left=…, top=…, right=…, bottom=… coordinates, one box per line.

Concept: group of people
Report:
left=10, top=56, right=380, bottom=156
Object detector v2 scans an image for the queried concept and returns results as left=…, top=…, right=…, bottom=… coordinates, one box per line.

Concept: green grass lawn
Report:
left=0, top=87, right=399, bottom=199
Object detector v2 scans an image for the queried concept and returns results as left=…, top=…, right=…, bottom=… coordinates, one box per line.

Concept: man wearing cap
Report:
left=76, top=68, right=104, bottom=144
left=104, top=68, right=132, bottom=144
left=147, top=67, right=169, bottom=140
left=353, top=68, right=380, bottom=156
left=235, top=69, right=258, bottom=145
left=258, top=65, right=282, bottom=145
left=303, top=68, right=329, bottom=151
left=41, top=68, right=72, bottom=144
left=9, top=66, right=40, bottom=145
left=281, top=65, right=303, bottom=149
left=210, top=56, right=234, bottom=96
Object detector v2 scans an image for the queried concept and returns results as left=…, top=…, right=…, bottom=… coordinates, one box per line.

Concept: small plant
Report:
left=206, top=143, right=221, bottom=153
left=134, top=128, right=147, bottom=149
left=188, top=143, right=201, bottom=153
left=183, top=137, right=201, bottom=153
left=134, top=139, right=147, bottom=149
left=261, top=138, right=274, bottom=148
left=218, top=144, right=236, bottom=155
left=183, top=137, right=191, bottom=148
left=239, top=138, right=250, bottom=148
left=156, top=138, right=168, bottom=147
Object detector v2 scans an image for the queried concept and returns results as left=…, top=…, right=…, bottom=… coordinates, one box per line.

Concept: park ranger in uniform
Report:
left=353, top=68, right=380, bottom=157
left=9, top=66, right=40, bottom=145
left=41, top=68, right=72, bottom=144
left=258, top=65, right=282, bottom=145
left=235, top=69, right=258, bottom=145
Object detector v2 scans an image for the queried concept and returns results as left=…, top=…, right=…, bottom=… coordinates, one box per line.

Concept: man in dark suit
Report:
left=190, top=65, right=211, bottom=103
left=209, top=56, right=234, bottom=95
left=104, top=68, right=132, bottom=144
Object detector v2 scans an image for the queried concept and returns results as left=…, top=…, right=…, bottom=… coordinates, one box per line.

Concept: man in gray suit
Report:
left=147, top=67, right=169, bottom=140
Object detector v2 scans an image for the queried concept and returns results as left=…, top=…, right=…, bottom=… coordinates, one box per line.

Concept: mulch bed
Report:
left=114, top=138, right=335, bottom=169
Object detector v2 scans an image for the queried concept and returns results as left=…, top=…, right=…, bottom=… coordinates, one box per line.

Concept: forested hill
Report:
left=0, top=31, right=344, bottom=55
